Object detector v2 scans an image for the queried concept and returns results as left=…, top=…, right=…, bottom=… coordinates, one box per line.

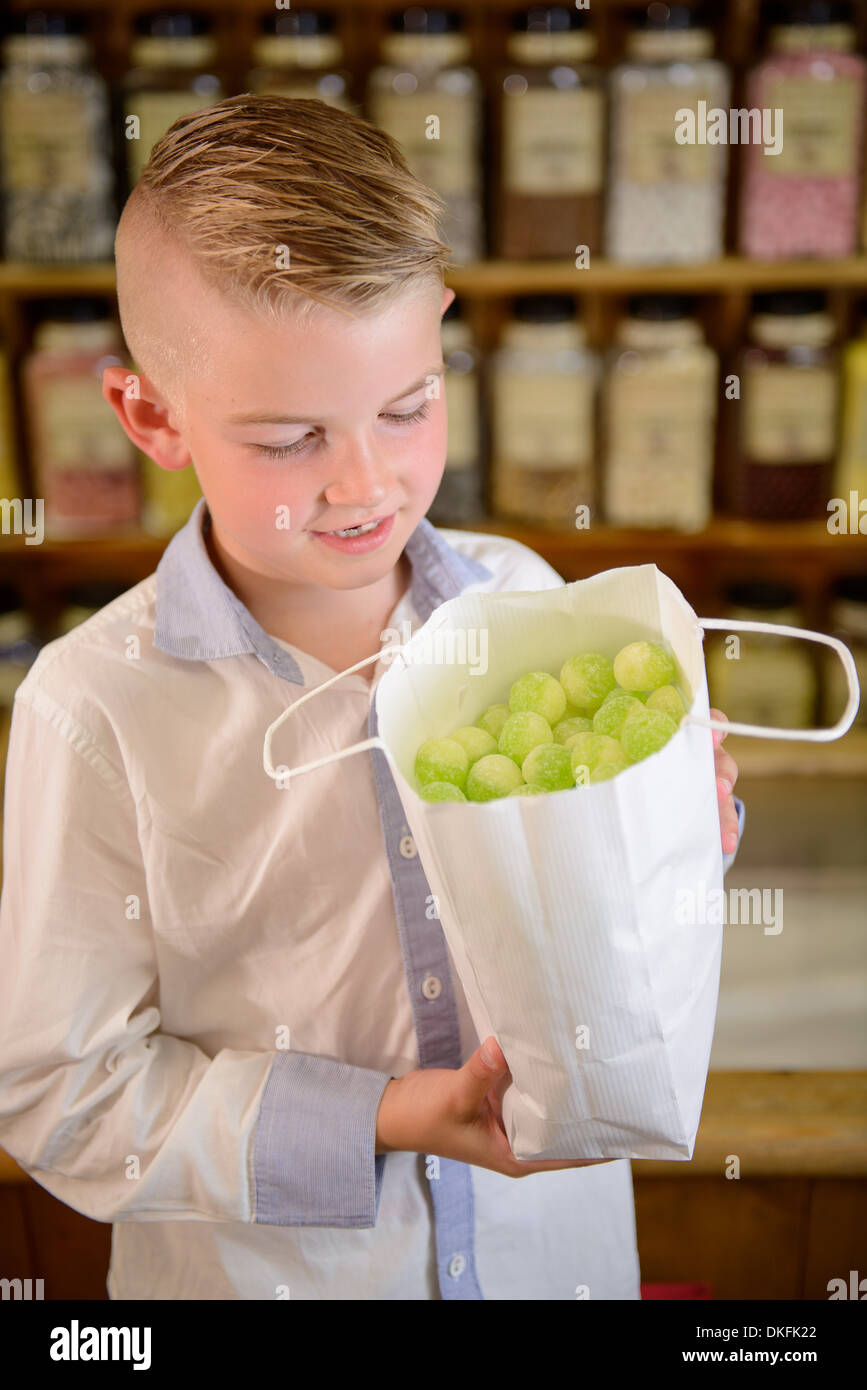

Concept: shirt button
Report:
left=448, top=1253, right=466, bottom=1278
left=421, top=975, right=442, bottom=999
left=399, top=835, right=417, bottom=859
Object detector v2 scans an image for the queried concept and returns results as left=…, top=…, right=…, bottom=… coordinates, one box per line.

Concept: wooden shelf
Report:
left=2, top=256, right=867, bottom=298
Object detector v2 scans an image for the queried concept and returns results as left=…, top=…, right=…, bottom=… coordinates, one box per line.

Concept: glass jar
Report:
left=706, top=582, right=817, bottom=730
left=427, top=300, right=483, bottom=526
left=123, top=11, right=224, bottom=191
left=366, top=8, right=483, bottom=263
left=0, top=11, right=116, bottom=262
left=739, top=0, right=867, bottom=260
left=489, top=295, right=599, bottom=529
left=22, top=301, right=140, bottom=537
left=824, top=575, right=867, bottom=728
left=606, top=3, right=730, bottom=265
left=833, top=314, right=867, bottom=504
left=732, top=292, right=839, bottom=520
left=0, top=330, right=19, bottom=500
left=247, top=9, right=354, bottom=114
left=495, top=6, right=605, bottom=259
left=602, top=296, right=718, bottom=530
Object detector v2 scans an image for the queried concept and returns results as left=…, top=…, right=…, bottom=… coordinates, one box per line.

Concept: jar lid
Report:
left=387, top=8, right=463, bottom=36
left=259, top=10, right=337, bottom=38
left=725, top=581, right=799, bottom=609
left=750, top=292, right=833, bottom=347
left=2, top=11, right=90, bottom=64
left=513, top=294, right=576, bottom=323
left=5, top=10, right=87, bottom=37
left=131, top=9, right=216, bottom=66
left=832, top=574, right=867, bottom=605
left=133, top=10, right=212, bottom=38
left=507, top=6, right=597, bottom=62
left=767, top=0, right=856, bottom=49
left=754, top=291, right=827, bottom=316
left=629, top=294, right=694, bottom=321
left=35, top=297, right=111, bottom=323
left=252, top=10, right=342, bottom=67
left=0, top=585, right=22, bottom=617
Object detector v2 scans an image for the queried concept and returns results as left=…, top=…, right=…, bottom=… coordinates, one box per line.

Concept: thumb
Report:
left=460, top=1036, right=508, bottom=1099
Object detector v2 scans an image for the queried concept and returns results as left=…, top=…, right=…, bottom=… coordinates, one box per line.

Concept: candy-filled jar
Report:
left=833, top=311, right=867, bottom=506
left=427, top=301, right=483, bottom=525
left=495, top=5, right=605, bottom=259
left=731, top=292, right=839, bottom=520
left=602, top=296, right=718, bottom=530
left=739, top=0, right=867, bottom=260
left=606, top=3, right=730, bottom=265
left=489, top=296, right=599, bottom=530
left=366, top=8, right=483, bottom=263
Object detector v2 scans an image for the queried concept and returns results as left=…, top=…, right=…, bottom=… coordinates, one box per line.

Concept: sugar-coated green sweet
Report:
left=620, top=707, right=678, bottom=762
left=613, top=640, right=676, bottom=693
left=466, top=753, right=525, bottom=802
left=449, top=725, right=498, bottom=765
left=563, top=701, right=585, bottom=720
left=646, top=684, right=687, bottom=724
left=498, top=711, right=553, bottom=766
left=520, top=742, right=574, bottom=791
left=508, top=671, right=567, bottom=726
left=559, top=653, right=617, bottom=716
left=475, top=703, right=511, bottom=741
left=592, top=691, right=645, bottom=739
left=589, top=757, right=633, bottom=783
left=508, top=782, right=549, bottom=797
left=414, top=737, right=469, bottom=790
left=419, top=780, right=468, bottom=802
left=552, top=715, right=594, bottom=744
left=565, top=732, right=625, bottom=773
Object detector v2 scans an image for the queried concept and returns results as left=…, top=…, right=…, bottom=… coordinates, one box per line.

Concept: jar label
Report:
left=605, top=360, right=717, bottom=524
left=503, top=87, right=604, bottom=194
left=125, top=92, right=215, bottom=185
left=744, top=364, right=837, bottom=461
left=493, top=370, right=595, bottom=467
left=623, top=85, right=717, bottom=183
left=41, top=377, right=135, bottom=471
left=444, top=371, right=478, bottom=470
left=370, top=90, right=478, bottom=196
left=1, top=90, right=93, bottom=192
left=765, top=74, right=859, bottom=178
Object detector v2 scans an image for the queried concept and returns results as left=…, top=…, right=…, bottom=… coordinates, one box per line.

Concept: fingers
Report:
left=709, top=707, right=729, bottom=749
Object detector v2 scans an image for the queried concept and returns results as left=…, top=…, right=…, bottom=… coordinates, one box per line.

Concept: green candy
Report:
left=498, top=711, right=553, bottom=766
left=613, top=640, right=676, bottom=693
left=414, top=737, right=469, bottom=790
left=418, top=780, right=467, bottom=802
left=592, top=691, right=645, bottom=739
left=466, top=753, right=525, bottom=802
left=508, top=671, right=567, bottom=727
left=449, top=725, right=498, bottom=765
left=475, top=703, right=511, bottom=741
left=646, top=685, right=687, bottom=724
left=567, top=733, right=626, bottom=784
left=520, top=743, right=574, bottom=791
left=620, top=707, right=678, bottom=762
left=559, top=653, right=617, bottom=716
left=588, top=757, right=633, bottom=783
left=508, top=782, right=549, bottom=797
left=552, top=715, right=594, bottom=744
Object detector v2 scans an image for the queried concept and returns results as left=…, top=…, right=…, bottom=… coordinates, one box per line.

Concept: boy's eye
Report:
left=253, top=399, right=432, bottom=459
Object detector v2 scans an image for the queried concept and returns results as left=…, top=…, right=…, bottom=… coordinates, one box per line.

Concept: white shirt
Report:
left=0, top=498, right=743, bottom=1300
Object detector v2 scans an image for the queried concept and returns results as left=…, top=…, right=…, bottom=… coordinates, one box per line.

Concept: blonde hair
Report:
left=114, top=93, right=453, bottom=419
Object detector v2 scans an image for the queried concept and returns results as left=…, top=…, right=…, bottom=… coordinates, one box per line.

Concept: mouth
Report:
left=313, top=514, right=392, bottom=538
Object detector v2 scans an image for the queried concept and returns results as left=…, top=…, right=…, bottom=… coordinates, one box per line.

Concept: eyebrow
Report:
left=224, top=363, right=447, bottom=426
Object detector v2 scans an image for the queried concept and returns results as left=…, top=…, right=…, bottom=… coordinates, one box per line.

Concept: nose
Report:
left=323, top=436, right=397, bottom=511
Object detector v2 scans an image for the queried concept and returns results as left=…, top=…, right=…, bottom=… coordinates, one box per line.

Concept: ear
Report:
left=101, top=365, right=190, bottom=471
left=441, top=285, right=456, bottom=316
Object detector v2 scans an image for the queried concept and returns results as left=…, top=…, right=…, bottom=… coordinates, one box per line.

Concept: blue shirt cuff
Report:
left=253, top=1051, right=393, bottom=1227
left=722, top=795, right=746, bottom=876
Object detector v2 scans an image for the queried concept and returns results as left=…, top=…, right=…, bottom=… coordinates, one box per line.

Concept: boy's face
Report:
left=105, top=276, right=455, bottom=596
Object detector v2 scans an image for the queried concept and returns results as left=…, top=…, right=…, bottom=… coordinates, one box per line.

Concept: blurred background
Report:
left=0, top=0, right=865, bottom=1301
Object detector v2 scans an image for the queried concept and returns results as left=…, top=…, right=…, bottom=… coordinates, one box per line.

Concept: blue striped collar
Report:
left=153, top=497, right=493, bottom=686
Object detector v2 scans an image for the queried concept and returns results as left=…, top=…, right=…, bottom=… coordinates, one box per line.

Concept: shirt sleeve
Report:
left=0, top=687, right=392, bottom=1228
left=722, top=795, right=746, bottom=876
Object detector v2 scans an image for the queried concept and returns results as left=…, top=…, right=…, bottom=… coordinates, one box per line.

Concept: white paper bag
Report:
left=263, top=563, right=859, bottom=1161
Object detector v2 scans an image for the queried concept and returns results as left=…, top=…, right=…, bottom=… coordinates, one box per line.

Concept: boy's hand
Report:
left=375, top=1037, right=613, bottom=1176
left=710, top=707, right=740, bottom=857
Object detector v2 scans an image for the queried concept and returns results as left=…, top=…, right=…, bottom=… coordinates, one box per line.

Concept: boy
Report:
left=0, top=96, right=743, bottom=1300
